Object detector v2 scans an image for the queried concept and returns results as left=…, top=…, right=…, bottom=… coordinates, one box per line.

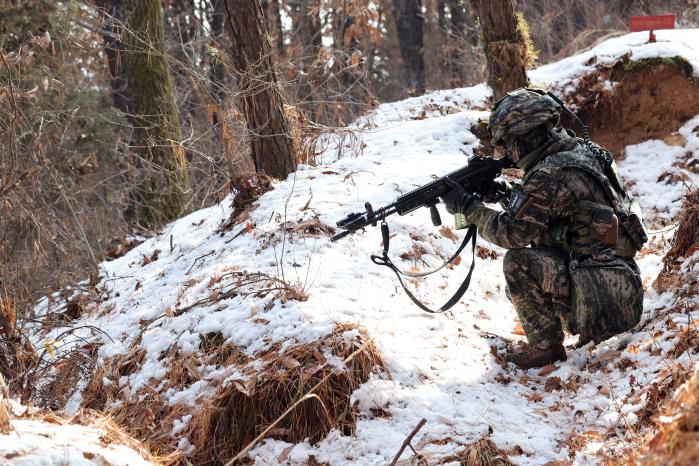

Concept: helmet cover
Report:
left=488, top=88, right=561, bottom=145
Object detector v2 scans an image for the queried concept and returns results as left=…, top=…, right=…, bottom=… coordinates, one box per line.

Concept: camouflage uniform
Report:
left=462, top=128, right=644, bottom=347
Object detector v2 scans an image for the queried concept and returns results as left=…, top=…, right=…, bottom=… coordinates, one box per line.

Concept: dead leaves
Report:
left=439, top=225, right=458, bottom=241
left=140, top=249, right=160, bottom=266
left=512, top=323, right=526, bottom=336
left=476, top=246, right=498, bottom=260
left=400, top=244, right=428, bottom=264
left=284, top=217, right=335, bottom=237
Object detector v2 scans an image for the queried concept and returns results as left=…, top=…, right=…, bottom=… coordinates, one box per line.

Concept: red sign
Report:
left=630, top=15, right=676, bottom=32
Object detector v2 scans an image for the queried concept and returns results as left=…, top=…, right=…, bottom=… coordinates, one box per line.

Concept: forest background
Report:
left=1, top=0, right=698, bottom=333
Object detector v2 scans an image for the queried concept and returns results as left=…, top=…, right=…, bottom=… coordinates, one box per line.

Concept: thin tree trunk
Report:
left=446, top=0, right=467, bottom=86
left=472, top=0, right=529, bottom=100
left=208, top=0, right=228, bottom=178
left=437, top=0, right=446, bottom=31
left=392, top=0, right=426, bottom=95
left=95, top=0, right=131, bottom=114
left=393, top=0, right=425, bottom=95
left=290, top=0, right=322, bottom=70
left=223, top=0, right=296, bottom=179
left=262, top=0, right=285, bottom=57
left=167, top=0, right=198, bottom=117
left=209, top=0, right=226, bottom=109
left=125, top=0, right=190, bottom=226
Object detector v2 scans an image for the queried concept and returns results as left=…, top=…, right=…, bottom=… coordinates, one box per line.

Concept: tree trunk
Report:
left=209, top=0, right=226, bottom=109
left=125, top=0, right=190, bottom=227
left=166, top=0, right=198, bottom=117
left=223, top=0, right=296, bottom=179
left=95, top=0, right=131, bottom=114
left=261, top=0, right=285, bottom=57
left=392, top=0, right=426, bottom=95
left=446, top=0, right=473, bottom=86
left=290, top=0, right=322, bottom=70
left=472, top=0, right=529, bottom=100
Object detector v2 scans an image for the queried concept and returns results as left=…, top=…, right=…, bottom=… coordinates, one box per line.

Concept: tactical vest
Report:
left=523, top=141, right=648, bottom=260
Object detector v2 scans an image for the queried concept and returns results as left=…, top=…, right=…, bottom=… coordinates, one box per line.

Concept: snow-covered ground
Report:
left=0, top=399, right=153, bottom=465
left=18, top=30, right=699, bottom=465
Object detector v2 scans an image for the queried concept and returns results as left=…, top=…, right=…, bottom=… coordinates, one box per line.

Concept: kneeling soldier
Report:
left=442, top=88, right=648, bottom=369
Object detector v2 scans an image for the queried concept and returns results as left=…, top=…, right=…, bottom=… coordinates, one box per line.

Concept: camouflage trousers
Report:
left=503, top=248, right=644, bottom=346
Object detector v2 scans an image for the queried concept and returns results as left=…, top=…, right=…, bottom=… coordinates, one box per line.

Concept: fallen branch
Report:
left=388, top=418, right=427, bottom=466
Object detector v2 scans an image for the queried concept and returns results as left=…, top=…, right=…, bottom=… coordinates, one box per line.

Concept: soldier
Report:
left=442, top=88, right=648, bottom=369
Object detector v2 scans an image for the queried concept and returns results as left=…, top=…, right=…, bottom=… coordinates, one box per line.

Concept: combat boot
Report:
left=506, top=342, right=567, bottom=369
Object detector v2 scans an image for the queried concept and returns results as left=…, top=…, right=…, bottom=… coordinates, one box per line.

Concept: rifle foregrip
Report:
left=430, top=205, right=442, bottom=226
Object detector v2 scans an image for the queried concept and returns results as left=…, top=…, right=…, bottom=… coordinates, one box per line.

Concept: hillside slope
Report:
left=25, top=30, right=699, bottom=465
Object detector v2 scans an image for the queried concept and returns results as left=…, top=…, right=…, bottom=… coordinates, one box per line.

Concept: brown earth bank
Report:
left=560, top=56, right=699, bottom=158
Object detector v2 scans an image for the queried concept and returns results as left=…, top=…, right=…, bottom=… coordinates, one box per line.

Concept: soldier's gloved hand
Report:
left=482, top=180, right=512, bottom=203
left=441, top=177, right=475, bottom=215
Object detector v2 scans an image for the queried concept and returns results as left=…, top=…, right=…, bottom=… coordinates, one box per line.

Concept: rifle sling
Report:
left=370, top=223, right=477, bottom=314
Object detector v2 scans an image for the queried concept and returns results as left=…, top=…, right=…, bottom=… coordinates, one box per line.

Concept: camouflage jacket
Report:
left=462, top=130, right=640, bottom=261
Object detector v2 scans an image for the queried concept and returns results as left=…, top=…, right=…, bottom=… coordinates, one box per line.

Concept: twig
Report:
left=224, top=224, right=250, bottom=244
left=186, top=250, right=215, bottom=274
left=388, top=418, right=427, bottom=466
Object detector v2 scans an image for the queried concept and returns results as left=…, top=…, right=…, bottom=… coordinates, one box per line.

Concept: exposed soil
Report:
left=561, top=56, right=699, bottom=158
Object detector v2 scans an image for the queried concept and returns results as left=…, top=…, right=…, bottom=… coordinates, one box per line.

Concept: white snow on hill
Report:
left=20, top=29, right=699, bottom=465
left=0, top=400, right=153, bottom=465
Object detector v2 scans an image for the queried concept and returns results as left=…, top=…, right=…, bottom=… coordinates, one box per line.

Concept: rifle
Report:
left=331, top=155, right=513, bottom=313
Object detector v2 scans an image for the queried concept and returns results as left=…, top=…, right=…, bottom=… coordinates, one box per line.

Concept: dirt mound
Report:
left=78, top=324, right=385, bottom=464
left=561, top=56, right=699, bottom=157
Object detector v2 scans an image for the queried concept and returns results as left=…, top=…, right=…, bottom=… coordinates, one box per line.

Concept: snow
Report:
left=529, top=29, right=699, bottom=90
left=22, top=29, right=699, bottom=465
left=0, top=402, right=152, bottom=466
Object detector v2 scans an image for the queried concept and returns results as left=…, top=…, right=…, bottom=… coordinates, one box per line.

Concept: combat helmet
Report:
left=488, top=88, right=561, bottom=146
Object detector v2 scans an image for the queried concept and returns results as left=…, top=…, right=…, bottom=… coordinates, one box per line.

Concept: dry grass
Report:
left=439, top=436, right=513, bottom=466
left=636, top=367, right=691, bottom=428
left=0, top=373, right=11, bottom=435
left=635, top=368, right=699, bottom=465
left=187, top=324, right=385, bottom=464
left=75, top=323, right=384, bottom=464
left=654, top=189, right=699, bottom=300
left=68, top=410, right=181, bottom=466
left=663, top=188, right=699, bottom=269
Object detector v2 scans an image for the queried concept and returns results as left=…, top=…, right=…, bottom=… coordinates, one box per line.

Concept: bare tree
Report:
left=392, top=0, right=426, bottom=95
left=471, top=0, right=529, bottom=100
left=125, top=0, right=190, bottom=226
left=262, top=0, right=286, bottom=57
left=290, top=0, right=323, bottom=70
left=223, top=0, right=296, bottom=179
left=95, top=0, right=131, bottom=114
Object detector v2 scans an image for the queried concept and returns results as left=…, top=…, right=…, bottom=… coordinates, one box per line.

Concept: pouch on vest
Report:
left=620, top=196, right=648, bottom=251
left=590, top=204, right=618, bottom=246
left=570, top=259, right=643, bottom=341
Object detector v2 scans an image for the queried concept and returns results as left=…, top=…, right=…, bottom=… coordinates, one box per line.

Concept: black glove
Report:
left=482, top=180, right=512, bottom=204
left=441, top=177, right=475, bottom=215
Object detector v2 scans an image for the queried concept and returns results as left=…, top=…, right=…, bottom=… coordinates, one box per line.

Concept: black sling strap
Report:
left=370, top=221, right=478, bottom=313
